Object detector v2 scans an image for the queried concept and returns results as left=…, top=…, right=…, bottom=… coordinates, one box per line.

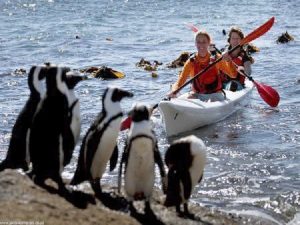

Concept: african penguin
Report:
left=70, top=86, right=133, bottom=198
left=28, top=65, right=77, bottom=193
left=65, top=71, right=88, bottom=150
left=118, top=104, right=166, bottom=214
left=164, top=135, right=207, bottom=218
left=0, top=65, right=47, bottom=172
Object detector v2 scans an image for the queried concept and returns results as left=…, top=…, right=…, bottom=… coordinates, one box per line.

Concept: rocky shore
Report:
left=0, top=170, right=277, bottom=225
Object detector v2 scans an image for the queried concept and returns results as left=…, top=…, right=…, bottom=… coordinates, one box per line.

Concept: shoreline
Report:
left=0, top=169, right=280, bottom=225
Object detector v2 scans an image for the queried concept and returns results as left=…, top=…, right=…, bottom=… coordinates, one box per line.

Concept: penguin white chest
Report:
left=90, top=118, right=121, bottom=179
left=125, top=138, right=155, bottom=200
left=189, top=154, right=204, bottom=188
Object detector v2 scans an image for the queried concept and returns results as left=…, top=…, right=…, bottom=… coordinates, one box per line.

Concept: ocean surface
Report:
left=0, top=0, right=299, bottom=224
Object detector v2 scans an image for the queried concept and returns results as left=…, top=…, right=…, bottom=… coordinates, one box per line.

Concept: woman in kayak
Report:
left=221, top=27, right=254, bottom=91
left=168, top=30, right=234, bottom=100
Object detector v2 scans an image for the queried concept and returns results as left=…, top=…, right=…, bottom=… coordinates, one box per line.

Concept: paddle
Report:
left=120, top=17, right=275, bottom=130
left=186, top=21, right=280, bottom=107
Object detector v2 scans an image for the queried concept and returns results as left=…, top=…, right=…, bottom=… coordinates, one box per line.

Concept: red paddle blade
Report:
left=120, top=116, right=132, bottom=131
left=185, top=23, right=199, bottom=33
left=254, top=81, right=280, bottom=107
left=241, top=17, right=275, bottom=45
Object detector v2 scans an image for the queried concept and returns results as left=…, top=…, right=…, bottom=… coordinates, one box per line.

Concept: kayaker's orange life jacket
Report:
left=171, top=52, right=234, bottom=94
left=191, top=55, right=222, bottom=94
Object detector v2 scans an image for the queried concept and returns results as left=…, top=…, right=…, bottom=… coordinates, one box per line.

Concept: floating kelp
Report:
left=80, top=66, right=125, bottom=79
left=167, top=51, right=191, bottom=68
left=277, top=31, right=294, bottom=44
left=93, top=66, right=125, bottom=79
left=136, top=58, right=162, bottom=71
left=151, top=72, right=158, bottom=78
left=80, top=67, right=99, bottom=73
left=13, top=68, right=26, bottom=76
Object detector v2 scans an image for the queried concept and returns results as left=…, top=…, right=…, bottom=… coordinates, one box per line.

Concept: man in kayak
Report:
left=221, top=27, right=254, bottom=91
left=168, top=30, right=234, bottom=100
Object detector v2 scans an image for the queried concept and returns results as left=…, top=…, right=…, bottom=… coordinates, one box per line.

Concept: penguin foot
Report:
left=144, top=201, right=154, bottom=216
left=63, top=188, right=96, bottom=209
left=129, top=201, right=164, bottom=225
left=26, top=170, right=33, bottom=179
left=31, top=175, right=58, bottom=194
left=129, top=202, right=137, bottom=215
left=57, top=183, right=71, bottom=197
left=176, top=203, right=197, bottom=220
left=91, top=179, right=102, bottom=199
left=180, top=212, right=196, bottom=219
left=20, top=162, right=29, bottom=172
left=98, top=191, right=128, bottom=211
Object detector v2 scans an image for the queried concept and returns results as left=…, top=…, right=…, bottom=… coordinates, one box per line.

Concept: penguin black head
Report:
left=129, top=104, right=150, bottom=122
left=65, top=71, right=88, bottom=89
left=110, top=87, right=134, bottom=102
left=102, top=86, right=133, bottom=113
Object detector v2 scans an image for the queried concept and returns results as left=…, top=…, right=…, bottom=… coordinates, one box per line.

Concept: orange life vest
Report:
left=191, top=56, right=222, bottom=94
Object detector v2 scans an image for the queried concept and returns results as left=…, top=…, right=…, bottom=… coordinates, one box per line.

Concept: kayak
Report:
left=158, top=79, right=254, bottom=137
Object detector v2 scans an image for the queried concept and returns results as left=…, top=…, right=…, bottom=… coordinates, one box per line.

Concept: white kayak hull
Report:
left=159, top=80, right=254, bottom=137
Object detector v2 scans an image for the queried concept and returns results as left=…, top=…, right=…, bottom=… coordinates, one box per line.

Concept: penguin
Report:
left=28, top=65, right=79, bottom=193
left=0, top=65, right=47, bottom=172
left=164, top=135, right=207, bottom=218
left=70, top=86, right=133, bottom=198
left=118, top=104, right=166, bottom=214
left=64, top=71, right=88, bottom=156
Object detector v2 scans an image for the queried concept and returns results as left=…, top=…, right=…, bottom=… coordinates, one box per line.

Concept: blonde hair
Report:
left=195, top=30, right=211, bottom=44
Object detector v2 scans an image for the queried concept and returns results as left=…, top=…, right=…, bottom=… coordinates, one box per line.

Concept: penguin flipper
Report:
left=109, top=145, right=118, bottom=172
left=70, top=145, right=87, bottom=185
left=118, top=140, right=129, bottom=193
left=198, top=174, right=203, bottom=183
left=154, top=143, right=166, bottom=178
left=154, top=143, right=167, bottom=193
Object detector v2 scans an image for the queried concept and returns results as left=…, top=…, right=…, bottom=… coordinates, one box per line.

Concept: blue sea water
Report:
left=0, top=0, right=299, bottom=223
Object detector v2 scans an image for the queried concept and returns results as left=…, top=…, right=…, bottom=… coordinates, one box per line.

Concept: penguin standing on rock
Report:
left=71, top=86, right=133, bottom=198
left=0, top=65, right=47, bottom=172
left=118, top=104, right=166, bottom=214
left=29, top=65, right=82, bottom=193
left=164, top=135, right=207, bottom=218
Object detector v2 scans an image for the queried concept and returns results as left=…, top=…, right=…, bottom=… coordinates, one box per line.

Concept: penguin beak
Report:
left=119, top=90, right=134, bottom=99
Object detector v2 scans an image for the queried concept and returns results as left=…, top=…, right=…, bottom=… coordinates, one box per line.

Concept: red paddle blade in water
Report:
left=120, top=116, right=132, bottom=131
left=254, top=81, right=280, bottom=107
